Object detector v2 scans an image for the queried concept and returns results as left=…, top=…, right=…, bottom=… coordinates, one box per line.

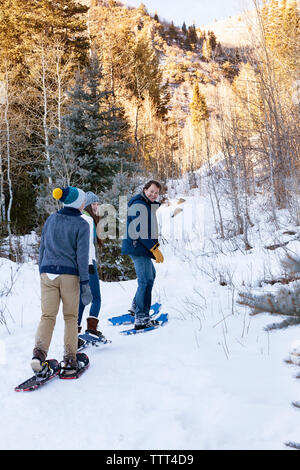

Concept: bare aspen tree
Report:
left=0, top=139, right=5, bottom=224
left=0, top=84, right=5, bottom=224
left=251, top=0, right=300, bottom=215
left=40, top=42, right=52, bottom=186
left=204, top=124, right=225, bottom=238
left=4, top=68, right=13, bottom=241
left=55, top=45, right=63, bottom=138
left=215, top=87, right=244, bottom=236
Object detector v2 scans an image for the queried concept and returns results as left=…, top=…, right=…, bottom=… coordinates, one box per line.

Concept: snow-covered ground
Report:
left=0, top=191, right=299, bottom=450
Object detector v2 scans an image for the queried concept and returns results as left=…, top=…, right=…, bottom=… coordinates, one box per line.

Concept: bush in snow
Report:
left=238, top=253, right=300, bottom=331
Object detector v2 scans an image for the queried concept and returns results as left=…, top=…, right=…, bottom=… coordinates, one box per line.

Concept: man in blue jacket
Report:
left=122, top=180, right=164, bottom=330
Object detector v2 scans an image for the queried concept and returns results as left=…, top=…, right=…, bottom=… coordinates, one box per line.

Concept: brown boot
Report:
left=86, top=317, right=105, bottom=340
left=59, top=357, right=79, bottom=378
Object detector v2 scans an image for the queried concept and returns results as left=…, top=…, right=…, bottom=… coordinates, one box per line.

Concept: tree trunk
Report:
left=0, top=139, right=5, bottom=223
left=4, top=70, right=13, bottom=243
left=41, top=44, right=52, bottom=185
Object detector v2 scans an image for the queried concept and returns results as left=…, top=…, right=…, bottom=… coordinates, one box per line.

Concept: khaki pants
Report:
left=33, top=274, right=80, bottom=363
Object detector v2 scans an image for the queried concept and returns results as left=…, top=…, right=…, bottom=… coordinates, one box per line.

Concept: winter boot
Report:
left=59, top=357, right=79, bottom=379
left=128, top=300, right=136, bottom=316
left=86, top=317, right=106, bottom=341
left=134, top=319, right=160, bottom=331
left=59, top=353, right=89, bottom=379
left=30, top=357, right=52, bottom=379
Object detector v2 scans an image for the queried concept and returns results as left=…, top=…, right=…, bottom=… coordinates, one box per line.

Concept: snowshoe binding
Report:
left=59, top=353, right=89, bottom=380
left=15, top=359, right=60, bottom=392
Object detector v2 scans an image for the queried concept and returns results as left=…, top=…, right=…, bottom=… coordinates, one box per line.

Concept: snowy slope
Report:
left=0, top=193, right=299, bottom=450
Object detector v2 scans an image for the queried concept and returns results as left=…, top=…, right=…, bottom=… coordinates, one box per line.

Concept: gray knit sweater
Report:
left=39, top=207, right=90, bottom=284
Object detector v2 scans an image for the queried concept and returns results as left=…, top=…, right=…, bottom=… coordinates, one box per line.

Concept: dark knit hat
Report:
left=53, top=186, right=86, bottom=209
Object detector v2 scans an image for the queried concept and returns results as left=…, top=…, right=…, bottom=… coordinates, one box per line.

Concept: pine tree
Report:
left=208, top=31, right=217, bottom=51
left=202, top=38, right=212, bottom=61
left=128, top=29, right=167, bottom=116
left=78, top=54, right=133, bottom=188
left=92, top=8, right=168, bottom=116
left=189, top=83, right=209, bottom=128
left=168, top=22, right=178, bottom=42
left=187, top=24, right=198, bottom=48
left=262, top=0, right=300, bottom=70
left=282, top=0, right=300, bottom=68
left=31, top=0, right=90, bottom=66
left=0, top=0, right=29, bottom=65
left=0, top=0, right=90, bottom=68
left=221, top=61, right=237, bottom=81
left=98, top=172, right=142, bottom=281
left=36, top=54, right=133, bottom=214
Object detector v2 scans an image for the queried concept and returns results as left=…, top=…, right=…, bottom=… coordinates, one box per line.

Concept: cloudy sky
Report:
left=125, top=0, right=253, bottom=27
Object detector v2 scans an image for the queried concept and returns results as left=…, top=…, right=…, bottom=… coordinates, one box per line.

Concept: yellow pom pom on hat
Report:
left=52, top=186, right=86, bottom=209
left=52, top=187, right=63, bottom=200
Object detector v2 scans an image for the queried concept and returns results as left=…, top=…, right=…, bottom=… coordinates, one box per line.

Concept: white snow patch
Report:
left=0, top=190, right=299, bottom=450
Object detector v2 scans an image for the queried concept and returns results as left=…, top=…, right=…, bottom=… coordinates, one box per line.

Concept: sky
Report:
left=125, top=0, right=253, bottom=27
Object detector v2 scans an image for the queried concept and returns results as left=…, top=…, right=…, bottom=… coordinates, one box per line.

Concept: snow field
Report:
left=0, top=194, right=300, bottom=450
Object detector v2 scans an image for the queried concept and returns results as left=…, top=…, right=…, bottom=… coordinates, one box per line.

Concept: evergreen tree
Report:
left=0, top=0, right=91, bottom=231
left=187, top=24, right=198, bottom=48
left=202, top=37, right=212, bottom=61
left=263, top=0, right=300, bottom=70
left=0, top=0, right=29, bottom=65
left=128, top=29, right=167, bottom=116
left=184, top=35, right=191, bottom=50
left=36, top=54, right=133, bottom=214
left=221, top=61, right=237, bottom=81
left=182, top=22, right=187, bottom=35
left=78, top=55, right=133, bottom=188
left=92, top=8, right=168, bottom=117
left=31, top=0, right=90, bottom=64
left=0, top=0, right=90, bottom=68
left=208, top=31, right=217, bottom=51
left=168, top=22, right=178, bottom=42
left=99, top=171, right=142, bottom=281
left=190, top=83, right=209, bottom=128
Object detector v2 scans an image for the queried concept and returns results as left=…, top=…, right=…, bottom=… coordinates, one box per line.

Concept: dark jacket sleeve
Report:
left=138, top=236, right=158, bottom=252
left=128, top=199, right=159, bottom=253
left=76, top=220, right=90, bottom=284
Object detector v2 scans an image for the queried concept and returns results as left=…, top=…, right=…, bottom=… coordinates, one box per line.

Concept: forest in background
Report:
left=0, top=0, right=299, bottom=280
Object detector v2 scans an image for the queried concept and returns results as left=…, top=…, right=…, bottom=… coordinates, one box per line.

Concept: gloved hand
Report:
left=150, top=243, right=164, bottom=263
left=88, top=264, right=95, bottom=275
left=81, top=283, right=92, bottom=306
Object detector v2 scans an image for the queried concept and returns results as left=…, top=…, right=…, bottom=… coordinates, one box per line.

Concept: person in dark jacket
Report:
left=121, top=180, right=164, bottom=330
left=31, top=186, right=92, bottom=378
